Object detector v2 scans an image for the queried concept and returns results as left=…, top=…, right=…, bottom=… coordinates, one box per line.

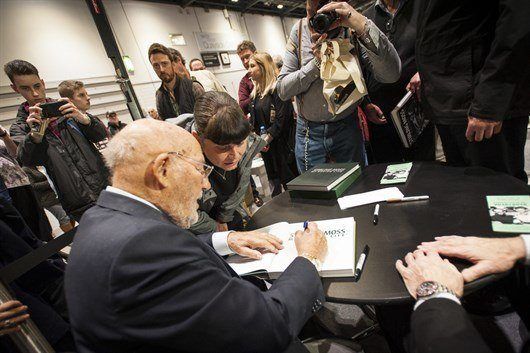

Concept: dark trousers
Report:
left=436, top=116, right=528, bottom=182
left=367, top=121, right=436, bottom=164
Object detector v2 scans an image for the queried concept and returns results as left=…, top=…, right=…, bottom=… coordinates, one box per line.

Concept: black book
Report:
left=286, top=163, right=360, bottom=192
left=390, top=91, right=428, bottom=148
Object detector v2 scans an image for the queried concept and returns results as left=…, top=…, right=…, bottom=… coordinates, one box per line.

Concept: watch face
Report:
left=416, top=281, right=439, bottom=297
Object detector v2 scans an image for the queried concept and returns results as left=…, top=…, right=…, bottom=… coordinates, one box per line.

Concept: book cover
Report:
left=227, top=217, right=356, bottom=278
left=286, top=163, right=360, bottom=192
left=486, top=195, right=530, bottom=233
left=289, top=166, right=362, bottom=199
left=390, top=91, right=427, bottom=148
left=381, top=162, right=413, bottom=184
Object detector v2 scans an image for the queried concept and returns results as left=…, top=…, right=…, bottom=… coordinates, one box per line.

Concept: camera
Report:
left=309, top=0, right=340, bottom=35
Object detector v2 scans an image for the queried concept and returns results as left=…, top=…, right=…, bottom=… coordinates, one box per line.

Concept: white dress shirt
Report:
left=106, top=186, right=234, bottom=256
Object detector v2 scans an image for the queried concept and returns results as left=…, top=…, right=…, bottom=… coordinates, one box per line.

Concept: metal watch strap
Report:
left=417, top=281, right=459, bottom=299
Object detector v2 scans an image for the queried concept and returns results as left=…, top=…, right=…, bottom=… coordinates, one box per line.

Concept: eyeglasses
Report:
left=168, top=152, right=213, bottom=178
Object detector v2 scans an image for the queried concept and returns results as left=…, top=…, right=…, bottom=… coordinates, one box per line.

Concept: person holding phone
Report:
left=5, top=60, right=109, bottom=221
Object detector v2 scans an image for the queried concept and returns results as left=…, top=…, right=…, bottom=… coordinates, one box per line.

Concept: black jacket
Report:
left=410, top=299, right=492, bottom=353
left=107, top=121, right=127, bottom=137
left=416, top=0, right=530, bottom=124
left=364, top=0, right=421, bottom=115
left=156, top=76, right=196, bottom=120
left=10, top=104, right=109, bottom=220
left=250, top=90, right=298, bottom=184
left=65, top=190, right=324, bottom=352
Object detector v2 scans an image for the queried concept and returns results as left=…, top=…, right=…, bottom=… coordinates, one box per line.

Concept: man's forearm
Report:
left=357, top=20, right=401, bottom=84
left=277, top=59, right=320, bottom=101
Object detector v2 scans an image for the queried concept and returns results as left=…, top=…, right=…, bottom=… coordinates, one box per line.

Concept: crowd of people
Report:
left=0, top=0, right=529, bottom=352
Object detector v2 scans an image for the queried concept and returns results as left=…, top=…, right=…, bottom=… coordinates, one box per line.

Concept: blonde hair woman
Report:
left=248, top=52, right=298, bottom=196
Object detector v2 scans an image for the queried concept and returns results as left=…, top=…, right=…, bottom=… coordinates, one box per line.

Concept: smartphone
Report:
left=41, top=101, right=68, bottom=119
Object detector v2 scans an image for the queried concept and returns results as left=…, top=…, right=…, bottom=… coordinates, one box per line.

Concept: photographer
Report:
left=277, top=1, right=401, bottom=172
left=105, top=111, right=127, bottom=137
left=5, top=60, right=109, bottom=221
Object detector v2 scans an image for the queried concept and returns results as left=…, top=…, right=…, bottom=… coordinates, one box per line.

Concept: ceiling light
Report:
left=277, top=4, right=284, bottom=9
left=231, top=0, right=238, bottom=2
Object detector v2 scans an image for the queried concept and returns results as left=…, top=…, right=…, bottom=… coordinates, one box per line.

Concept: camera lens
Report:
left=310, top=13, right=331, bottom=34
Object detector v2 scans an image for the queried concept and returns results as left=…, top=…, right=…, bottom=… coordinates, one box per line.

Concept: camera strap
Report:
left=296, top=18, right=304, bottom=112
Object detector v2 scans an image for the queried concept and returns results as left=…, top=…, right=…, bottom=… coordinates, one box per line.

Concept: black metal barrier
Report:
left=0, top=228, right=76, bottom=353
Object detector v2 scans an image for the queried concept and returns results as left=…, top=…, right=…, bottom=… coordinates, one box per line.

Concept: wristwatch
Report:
left=416, top=281, right=459, bottom=299
left=313, top=57, right=322, bottom=70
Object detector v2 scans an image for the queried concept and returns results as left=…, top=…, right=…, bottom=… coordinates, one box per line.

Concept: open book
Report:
left=227, top=217, right=356, bottom=278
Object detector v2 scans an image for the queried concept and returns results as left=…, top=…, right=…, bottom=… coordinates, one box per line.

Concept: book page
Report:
left=268, top=217, right=356, bottom=277
left=226, top=222, right=289, bottom=275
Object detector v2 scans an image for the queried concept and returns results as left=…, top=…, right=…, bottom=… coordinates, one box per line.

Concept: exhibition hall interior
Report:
left=0, top=0, right=529, bottom=353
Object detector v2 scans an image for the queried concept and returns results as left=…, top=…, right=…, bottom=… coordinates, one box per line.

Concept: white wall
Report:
left=0, top=0, right=115, bottom=85
left=0, top=0, right=301, bottom=126
left=0, top=0, right=131, bottom=126
left=104, top=0, right=300, bottom=108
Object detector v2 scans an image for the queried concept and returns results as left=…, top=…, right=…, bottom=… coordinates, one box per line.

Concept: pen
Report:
left=353, top=245, right=370, bottom=282
left=373, top=204, right=379, bottom=225
left=386, top=195, right=429, bottom=203
left=303, top=220, right=309, bottom=230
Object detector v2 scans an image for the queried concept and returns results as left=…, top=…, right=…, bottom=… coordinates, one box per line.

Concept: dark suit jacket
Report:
left=65, top=191, right=325, bottom=353
left=410, top=298, right=492, bottom=353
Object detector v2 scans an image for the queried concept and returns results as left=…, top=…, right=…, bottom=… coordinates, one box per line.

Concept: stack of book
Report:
left=286, top=163, right=361, bottom=199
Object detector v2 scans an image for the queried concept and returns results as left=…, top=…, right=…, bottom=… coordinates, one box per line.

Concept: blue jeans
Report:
left=295, top=116, right=367, bottom=172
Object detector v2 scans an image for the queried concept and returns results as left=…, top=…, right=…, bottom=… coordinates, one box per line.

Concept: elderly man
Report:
left=65, top=119, right=328, bottom=353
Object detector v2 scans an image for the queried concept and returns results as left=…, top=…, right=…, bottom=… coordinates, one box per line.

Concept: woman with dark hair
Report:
left=248, top=52, right=298, bottom=196
left=187, top=91, right=267, bottom=234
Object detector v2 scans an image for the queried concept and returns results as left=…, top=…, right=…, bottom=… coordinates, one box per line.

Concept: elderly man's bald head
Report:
left=103, top=119, right=209, bottom=228
left=104, top=119, right=201, bottom=173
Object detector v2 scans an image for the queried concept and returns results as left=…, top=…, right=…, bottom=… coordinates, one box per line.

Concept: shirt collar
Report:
left=375, top=0, right=405, bottom=16
left=105, top=186, right=161, bottom=213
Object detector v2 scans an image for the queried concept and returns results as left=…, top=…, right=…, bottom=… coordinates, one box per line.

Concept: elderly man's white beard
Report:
left=166, top=209, right=198, bottom=229
left=160, top=187, right=203, bottom=228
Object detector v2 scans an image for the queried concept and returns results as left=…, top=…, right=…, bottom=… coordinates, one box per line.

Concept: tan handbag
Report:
left=320, top=38, right=367, bottom=115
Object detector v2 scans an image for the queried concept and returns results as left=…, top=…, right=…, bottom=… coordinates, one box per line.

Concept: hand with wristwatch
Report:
left=395, top=249, right=464, bottom=305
